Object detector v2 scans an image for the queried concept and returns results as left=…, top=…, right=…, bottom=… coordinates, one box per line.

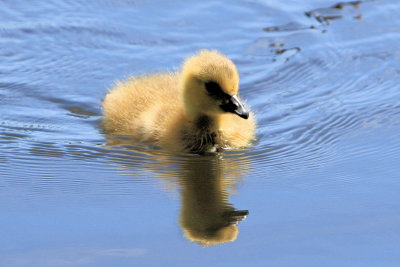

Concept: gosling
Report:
left=102, top=50, right=256, bottom=153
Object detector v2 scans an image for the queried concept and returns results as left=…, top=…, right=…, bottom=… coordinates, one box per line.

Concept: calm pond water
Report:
left=1, top=0, right=400, bottom=266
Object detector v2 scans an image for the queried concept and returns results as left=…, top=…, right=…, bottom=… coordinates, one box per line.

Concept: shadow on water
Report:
left=104, top=137, right=251, bottom=246
left=264, top=0, right=364, bottom=33
left=305, top=1, right=364, bottom=25
left=257, top=0, right=368, bottom=62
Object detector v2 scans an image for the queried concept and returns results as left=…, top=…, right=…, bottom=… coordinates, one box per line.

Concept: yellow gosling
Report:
left=102, top=50, right=256, bottom=153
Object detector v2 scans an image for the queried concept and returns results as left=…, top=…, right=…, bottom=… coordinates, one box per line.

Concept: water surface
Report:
left=1, top=0, right=400, bottom=266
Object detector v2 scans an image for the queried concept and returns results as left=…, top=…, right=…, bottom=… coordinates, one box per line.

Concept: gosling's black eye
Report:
left=205, top=81, right=228, bottom=100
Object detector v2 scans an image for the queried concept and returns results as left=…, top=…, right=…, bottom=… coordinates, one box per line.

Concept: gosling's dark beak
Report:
left=220, top=95, right=249, bottom=119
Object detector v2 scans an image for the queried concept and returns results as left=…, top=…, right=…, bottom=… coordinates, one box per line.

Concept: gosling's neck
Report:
left=185, top=113, right=223, bottom=153
left=194, top=114, right=213, bottom=132
left=193, top=113, right=221, bottom=134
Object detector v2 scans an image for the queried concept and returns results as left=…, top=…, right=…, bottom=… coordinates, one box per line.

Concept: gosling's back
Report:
left=102, top=73, right=184, bottom=145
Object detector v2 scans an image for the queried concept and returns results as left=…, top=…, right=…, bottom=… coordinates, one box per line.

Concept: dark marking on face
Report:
left=204, top=81, right=231, bottom=101
left=204, top=81, right=248, bottom=119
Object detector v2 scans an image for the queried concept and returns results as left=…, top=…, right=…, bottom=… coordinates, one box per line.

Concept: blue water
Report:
left=1, top=0, right=400, bottom=266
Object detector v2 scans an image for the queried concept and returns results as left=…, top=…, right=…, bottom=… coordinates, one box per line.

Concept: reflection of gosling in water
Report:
left=180, top=177, right=249, bottom=246
left=102, top=50, right=256, bottom=153
left=178, top=157, right=249, bottom=246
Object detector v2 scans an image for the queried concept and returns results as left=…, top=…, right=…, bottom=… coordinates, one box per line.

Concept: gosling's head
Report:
left=179, top=50, right=249, bottom=120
